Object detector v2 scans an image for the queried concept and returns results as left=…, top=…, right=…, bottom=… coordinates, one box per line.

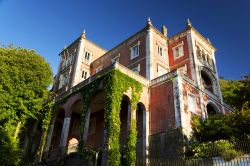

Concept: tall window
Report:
left=173, top=43, right=184, bottom=59
left=59, top=72, right=69, bottom=88
left=188, top=94, right=197, bottom=114
left=158, top=45, right=164, bottom=58
left=82, top=70, right=88, bottom=80
left=84, top=51, right=91, bottom=61
left=130, top=44, right=139, bottom=59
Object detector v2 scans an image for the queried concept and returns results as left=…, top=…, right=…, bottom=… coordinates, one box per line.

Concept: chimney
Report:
left=162, top=25, right=168, bottom=37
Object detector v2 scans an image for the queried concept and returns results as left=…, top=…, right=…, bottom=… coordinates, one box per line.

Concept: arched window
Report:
left=201, top=70, right=213, bottom=93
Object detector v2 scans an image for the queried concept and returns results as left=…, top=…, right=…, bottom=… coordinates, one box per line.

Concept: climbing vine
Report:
left=77, top=69, right=143, bottom=166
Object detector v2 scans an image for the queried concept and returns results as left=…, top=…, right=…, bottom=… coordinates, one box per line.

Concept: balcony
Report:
left=198, top=57, right=215, bottom=72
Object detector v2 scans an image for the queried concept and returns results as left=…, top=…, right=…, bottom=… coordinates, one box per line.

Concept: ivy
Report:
left=77, top=69, right=143, bottom=166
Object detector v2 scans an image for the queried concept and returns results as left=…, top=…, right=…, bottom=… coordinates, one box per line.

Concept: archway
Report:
left=206, top=102, right=219, bottom=116
left=136, top=102, right=145, bottom=160
left=67, top=100, right=82, bottom=154
left=87, top=90, right=105, bottom=149
left=201, top=70, right=214, bottom=93
left=120, top=95, right=130, bottom=151
left=50, top=108, right=65, bottom=152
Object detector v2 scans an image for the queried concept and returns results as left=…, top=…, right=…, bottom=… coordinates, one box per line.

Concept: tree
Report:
left=0, top=46, right=53, bottom=165
left=220, top=75, right=250, bottom=111
left=188, top=76, right=250, bottom=159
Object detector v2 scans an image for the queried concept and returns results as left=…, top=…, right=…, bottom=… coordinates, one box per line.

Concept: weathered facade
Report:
left=41, top=19, right=233, bottom=163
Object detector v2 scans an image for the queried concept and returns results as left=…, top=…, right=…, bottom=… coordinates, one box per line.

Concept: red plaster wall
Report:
left=168, top=36, right=192, bottom=79
left=90, top=31, right=147, bottom=78
left=87, top=109, right=104, bottom=149
left=150, top=81, right=176, bottom=134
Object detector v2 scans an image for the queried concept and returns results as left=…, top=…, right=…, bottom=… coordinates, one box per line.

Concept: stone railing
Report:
left=198, top=57, right=215, bottom=71
left=204, top=89, right=218, bottom=100
left=151, top=70, right=178, bottom=85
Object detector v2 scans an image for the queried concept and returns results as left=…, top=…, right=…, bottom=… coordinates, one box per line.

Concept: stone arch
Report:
left=67, top=99, right=83, bottom=153
left=136, top=102, right=146, bottom=160
left=50, top=108, right=65, bottom=151
left=65, top=92, right=82, bottom=117
left=206, top=100, right=220, bottom=116
left=120, top=95, right=131, bottom=150
left=200, top=67, right=217, bottom=94
left=86, top=90, right=105, bottom=149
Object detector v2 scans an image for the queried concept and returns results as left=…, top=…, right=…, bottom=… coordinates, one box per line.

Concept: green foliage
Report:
left=36, top=100, right=54, bottom=159
left=220, top=75, right=250, bottom=111
left=103, top=70, right=142, bottom=166
left=192, top=140, right=242, bottom=161
left=0, top=46, right=53, bottom=164
left=78, top=147, right=97, bottom=160
left=77, top=69, right=142, bottom=166
left=192, top=114, right=233, bottom=142
left=122, top=119, right=137, bottom=166
left=0, top=125, right=21, bottom=165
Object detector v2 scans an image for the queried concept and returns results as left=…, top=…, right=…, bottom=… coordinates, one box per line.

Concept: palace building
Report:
left=41, top=18, right=233, bottom=163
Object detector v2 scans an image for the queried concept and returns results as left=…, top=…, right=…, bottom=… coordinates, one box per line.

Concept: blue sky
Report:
left=0, top=0, right=249, bottom=80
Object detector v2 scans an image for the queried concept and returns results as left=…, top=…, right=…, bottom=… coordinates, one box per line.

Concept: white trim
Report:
left=146, top=28, right=153, bottom=80
left=72, top=38, right=85, bottom=87
left=188, top=31, right=205, bottom=118
left=187, top=92, right=198, bottom=114
left=173, top=41, right=184, bottom=60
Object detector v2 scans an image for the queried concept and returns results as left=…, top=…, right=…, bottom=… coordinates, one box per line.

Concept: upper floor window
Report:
left=157, top=44, right=166, bottom=59
left=188, top=93, right=197, bottom=114
left=201, top=70, right=214, bottom=93
left=59, top=72, right=69, bottom=89
left=84, top=51, right=91, bottom=61
left=62, top=52, right=74, bottom=70
left=130, top=42, right=140, bottom=60
left=111, top=54, right=120, bottom=64
left=132, top=64, right=140, bottom=74
left=82, top=70, right=88, bottom=80
left=96, top=65, right=103, bottom=73
left=157, top=64, right=167, bottom=77
left=173, top=42, right=184, bottom=60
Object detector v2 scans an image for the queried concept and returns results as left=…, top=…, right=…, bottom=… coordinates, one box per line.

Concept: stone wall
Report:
left=149, top=128, right=184, bottom=159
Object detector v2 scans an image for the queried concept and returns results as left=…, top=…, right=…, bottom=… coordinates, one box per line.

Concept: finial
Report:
left=147, top=17, right=153, bottom=26
left=162, top=25, right=168, bottom=37
left=81, top=29, right=86, bottom=38
left=207, top=38, right=211, bottom=43
left=64, top=45, right=67, bottom=49
left=186, top=18, right=192, bottom=28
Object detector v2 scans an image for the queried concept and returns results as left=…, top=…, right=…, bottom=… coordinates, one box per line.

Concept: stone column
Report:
left=43, top=124, right=54, bottom=158
left=82, top=108, right=91, bottom=144
left=59, top=117, right=71, bottom=156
